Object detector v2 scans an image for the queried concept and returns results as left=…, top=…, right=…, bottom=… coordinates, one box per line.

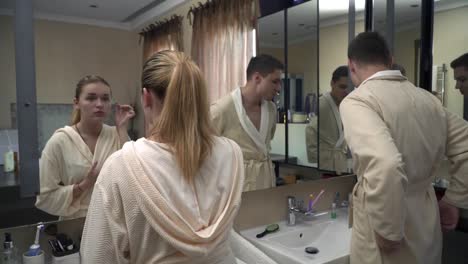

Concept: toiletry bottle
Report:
left=3, top=149, right=14, bottom=173
left=331, top=203, right=337, bottom=219
left=2, top=233, right=19, bottom=264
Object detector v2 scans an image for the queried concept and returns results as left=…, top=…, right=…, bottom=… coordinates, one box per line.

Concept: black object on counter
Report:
left=305, top=246, right=319, bottom=254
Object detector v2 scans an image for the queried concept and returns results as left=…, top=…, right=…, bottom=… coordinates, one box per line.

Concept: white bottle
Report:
left=3, top=149, right=14, bottom=173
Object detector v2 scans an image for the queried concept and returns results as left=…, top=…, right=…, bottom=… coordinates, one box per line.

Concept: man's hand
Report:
left=375, top=231, right=402, bottom=254
left=439, top=199, right=459, bottom=232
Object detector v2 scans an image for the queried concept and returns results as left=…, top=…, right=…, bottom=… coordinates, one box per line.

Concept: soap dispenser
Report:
left=2, top=233, right=19, bottom=264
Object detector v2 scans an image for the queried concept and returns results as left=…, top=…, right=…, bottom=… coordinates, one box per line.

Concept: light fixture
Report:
left=89, top=4, right=98, bottom=8
left=319, top=0, right=366, bottom=11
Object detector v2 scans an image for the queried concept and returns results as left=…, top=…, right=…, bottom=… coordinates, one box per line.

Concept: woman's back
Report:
left=81, top=136, right=244, bottom=264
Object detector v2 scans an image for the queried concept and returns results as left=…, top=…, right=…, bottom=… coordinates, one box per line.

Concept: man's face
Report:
left=257, top=69, right=282, bottom=101
left=330, top=77, right=349, bottom=104
left=454, top=66, right=468, bottom=96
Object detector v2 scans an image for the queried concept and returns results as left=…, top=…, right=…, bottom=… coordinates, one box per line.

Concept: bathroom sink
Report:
left=240, top=208, right=351, bottom=264
left=272, top=221, right=331, bottom=248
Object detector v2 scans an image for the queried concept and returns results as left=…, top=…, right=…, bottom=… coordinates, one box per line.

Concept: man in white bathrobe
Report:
left=306, top=66, right=350, bottom=173
left=211, top=55, right=284, bottom=192
left=450, top=53, right=468, bottom=97
left=450, top=53, right=468, bottom=120
left=341, top=32, right=468, bottom=264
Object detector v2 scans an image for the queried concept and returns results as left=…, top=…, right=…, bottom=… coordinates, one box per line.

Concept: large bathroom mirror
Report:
left=432, top=0, right=468, bottom=188
left=433, top=0, right=468, bottom=119
left=33, top=9, right=141, bottom=222
left=312, top=0, right=365, bottom=174
left=286, top=0, right=319, bottom=168
left=0, top=0, right=143, bottom=228
left=257, top=10, right=288, bottom=171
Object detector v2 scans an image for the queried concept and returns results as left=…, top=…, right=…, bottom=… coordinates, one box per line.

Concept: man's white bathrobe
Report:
left=211, top=87, right=276, bottom=192
left=340, top=70, right=468, bottom=264
left=306, top=92, right=349, bottom=173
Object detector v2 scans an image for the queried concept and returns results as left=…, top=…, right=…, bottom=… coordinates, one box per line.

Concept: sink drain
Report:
left=305, top=247, right=319, bottom=254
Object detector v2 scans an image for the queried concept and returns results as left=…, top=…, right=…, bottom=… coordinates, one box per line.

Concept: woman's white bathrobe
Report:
left=35, top=125, right=121, bottom=219
left=340, top=70, right=468, bottom=264
left=80, top=137, right=245, bottom=264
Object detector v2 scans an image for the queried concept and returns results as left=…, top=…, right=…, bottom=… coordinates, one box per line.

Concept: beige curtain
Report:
left=188, top=0, right=258, bottom=102
left=140, top=15, right=183, bottom=60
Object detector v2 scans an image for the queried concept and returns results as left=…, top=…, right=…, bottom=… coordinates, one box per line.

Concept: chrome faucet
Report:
left=287, top=196, right=315, bottom=226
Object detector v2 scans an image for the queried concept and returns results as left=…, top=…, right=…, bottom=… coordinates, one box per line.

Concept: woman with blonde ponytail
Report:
left=36, top=75, right=135, bottom=220
left=81, top=51, right=245, bottom=264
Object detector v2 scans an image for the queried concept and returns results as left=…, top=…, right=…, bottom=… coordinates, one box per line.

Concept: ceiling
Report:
left=0, top=0, right=466, bottom=35
left=0, top=0, right=189, bottom=30
left=259, top=0, right=468, bottom=47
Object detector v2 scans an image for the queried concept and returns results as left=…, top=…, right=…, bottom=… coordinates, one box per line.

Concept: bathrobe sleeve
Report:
left=35, top=137, right=81, bottom=216
left=81, top=157, right=130, bottom=264
left=268, top=102, right=277, bottom=141
left=442, top=109, right=468, bottom=209
left=340, top=95, right=408, bottom=242
left=305, top=118, right=318, bottom=163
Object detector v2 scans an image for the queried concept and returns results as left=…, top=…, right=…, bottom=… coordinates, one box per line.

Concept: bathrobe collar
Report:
left=231, top=87, right=269, bottom=155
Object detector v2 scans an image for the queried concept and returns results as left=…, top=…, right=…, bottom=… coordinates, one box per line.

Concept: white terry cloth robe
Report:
left=211, top=87, right=276, bottom=191
left=80, top=137, right=245, bottom=264
left=35, top=124, right=120, bottom=220
left=340, top=70, right=468, bottom=264
left=305, top=92, right=349, bottom=172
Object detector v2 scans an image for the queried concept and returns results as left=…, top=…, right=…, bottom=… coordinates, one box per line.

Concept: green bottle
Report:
left=331, top=203, right=337, bottom=219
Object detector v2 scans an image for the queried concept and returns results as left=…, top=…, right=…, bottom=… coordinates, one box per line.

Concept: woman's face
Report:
left=74, top=82, right=112, bottom=123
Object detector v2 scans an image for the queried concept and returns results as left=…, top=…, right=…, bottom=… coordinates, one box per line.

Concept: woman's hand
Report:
left=73, top=162, right=100, bottom=200
left=79, top=161, right=100, bottom=190
left=115, top=104, right=136, bottom=131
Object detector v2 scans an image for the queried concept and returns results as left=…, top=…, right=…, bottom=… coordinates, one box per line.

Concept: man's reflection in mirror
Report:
left=306, top=66, right=351, bottom=174
left=450, top=53, right=468, bottom=120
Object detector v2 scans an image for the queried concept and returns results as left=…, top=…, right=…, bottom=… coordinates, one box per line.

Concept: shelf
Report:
left=0, top=166, right=20, bottom=188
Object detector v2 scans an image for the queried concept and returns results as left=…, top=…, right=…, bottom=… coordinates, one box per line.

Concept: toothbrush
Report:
left=26, top=223, right=44, bottom=256
left=310, top=189, right=325, bottom=208
left=308, top=193, right=315, bottom=211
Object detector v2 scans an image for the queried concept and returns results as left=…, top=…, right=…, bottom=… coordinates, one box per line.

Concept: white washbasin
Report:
left=240, top=208, right=351, bottom=264
left=273, top=220, right=331, bottom=248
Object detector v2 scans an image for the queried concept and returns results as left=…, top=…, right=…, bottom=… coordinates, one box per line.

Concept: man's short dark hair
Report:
left=450, top=53, right=468, bottom=69
left=348, top=32, right=392, bottom=67
left=331, top=66, right=348, bottom=82
left=246, top=54, right=284, bottom=80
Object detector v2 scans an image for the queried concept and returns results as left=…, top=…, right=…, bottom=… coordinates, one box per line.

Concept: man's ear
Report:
left=348, top=59, right=357, bottom=74
left=253, top=72, right=263, bottom=84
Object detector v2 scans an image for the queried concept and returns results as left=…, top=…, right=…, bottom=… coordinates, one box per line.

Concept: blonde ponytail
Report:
left=71, top=109, right=81, bottom=125
left=142, top=50, right=214, bottom=181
